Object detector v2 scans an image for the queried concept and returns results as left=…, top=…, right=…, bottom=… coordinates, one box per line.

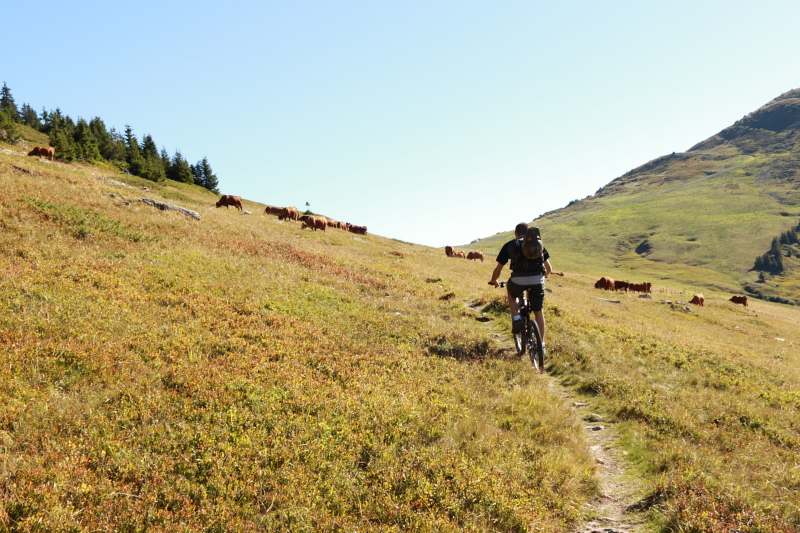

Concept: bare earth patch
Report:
left=561, top=390, right=649, bottom=533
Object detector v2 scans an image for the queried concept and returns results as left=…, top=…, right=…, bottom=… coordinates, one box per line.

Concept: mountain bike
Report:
left=498, top=281, right=545, bottom=372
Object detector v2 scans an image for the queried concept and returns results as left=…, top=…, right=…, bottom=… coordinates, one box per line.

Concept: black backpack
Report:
left=508, top=227, right=545, bottom=274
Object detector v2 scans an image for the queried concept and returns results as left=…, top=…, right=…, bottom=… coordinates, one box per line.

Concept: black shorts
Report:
left=507, top=280, right=545, bottom=312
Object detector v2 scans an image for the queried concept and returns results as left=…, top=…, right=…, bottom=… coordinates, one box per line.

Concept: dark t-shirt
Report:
left=496, top=238, right=550, bottom=275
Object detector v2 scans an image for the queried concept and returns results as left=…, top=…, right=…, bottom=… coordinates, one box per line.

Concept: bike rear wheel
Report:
left=528, top=319, right=544, bottom=372
left=513, top=328, right=525, bottom=356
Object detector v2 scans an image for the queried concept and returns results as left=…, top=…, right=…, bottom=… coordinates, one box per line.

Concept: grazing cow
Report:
left=594, top=276, right=615, bottom=291
left=550, top=271, right=564, bottom=276
left=216, top=195, right=243, bottom=211
left=614, top=280, right=630, bottom=292
left=629, top=283, right=646, bottom=293
left=348, top=225, right=367, bottom=235
left=454, top=251, right=466, bottom=259
left=27, top=146, right=55, bottom=161
left=301, top=215, right=327, bottom=231
left=729, top=295, right=748, bottom=307
left=467, top=251, right=484, bottom=262
left=689, top=294, right=705, bottom=307
left=326, top=219, right=338, bottom=228
left=278, top=206, right=299, bottom=221
left=264, top=205, right=284, bottom=217
left=445, top=246, right=454, bottom=258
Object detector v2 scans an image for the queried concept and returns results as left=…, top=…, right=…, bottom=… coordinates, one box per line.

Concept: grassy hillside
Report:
left=0, top=139, right=596, bottom=531
left=468, top=90, right=800, bottom=304
left=3, top=131, right=800, bottom=532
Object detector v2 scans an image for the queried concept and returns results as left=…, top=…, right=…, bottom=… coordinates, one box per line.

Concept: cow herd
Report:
left=262, top=203, right=367, bottom=235
left=594, top=276, right=749, bottom=307
left=594, top=276, right=652, bottom=294
left=213, top=195, right=368, bottom=235
left=444, top=246, right=484, bottom=262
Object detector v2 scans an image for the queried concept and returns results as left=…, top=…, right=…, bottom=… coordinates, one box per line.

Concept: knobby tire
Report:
left=528, top=319, right=544, bottom=372
left=513, top=329, right=525, bottom=356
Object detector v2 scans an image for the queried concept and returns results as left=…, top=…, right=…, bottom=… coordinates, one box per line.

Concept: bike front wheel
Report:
left=528, top=320, right=544, bottom=372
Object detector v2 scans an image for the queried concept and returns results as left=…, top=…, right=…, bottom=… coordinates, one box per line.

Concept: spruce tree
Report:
left=160, top=147, right=170, bottom=173
left=20, top=103, right=41, bottom=129
left=74, top=118, right=101, bottom=161
left=140, top=134, right=160, bottom=161
left=124, top=125, right=144, bottom=175
left=49, top=127, right=78, bottom=162
left=0, top=109, right=20, bottom=144
left=167, top=150, right=193, bottom=184
left=0, top=82, right=19, bottom=122
left=195, top=157, right=219, bottom=192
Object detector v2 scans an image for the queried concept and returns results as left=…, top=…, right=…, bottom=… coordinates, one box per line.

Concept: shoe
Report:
left=512, top=318, right=524, bottom=334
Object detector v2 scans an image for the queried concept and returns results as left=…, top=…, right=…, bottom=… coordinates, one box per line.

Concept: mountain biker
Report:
left=488, top=222, right=552, bottom=348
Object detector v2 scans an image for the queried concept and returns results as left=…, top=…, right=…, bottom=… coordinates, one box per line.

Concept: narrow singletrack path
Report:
left=558, top=387, right=649, bottom=533
left=469, top=301, right=650, bottom=532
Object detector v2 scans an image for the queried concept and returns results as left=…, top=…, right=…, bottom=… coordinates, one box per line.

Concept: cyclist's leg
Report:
left=533, top=310, right=545, bottom=343
left=506, top=280, right=527, bottom=318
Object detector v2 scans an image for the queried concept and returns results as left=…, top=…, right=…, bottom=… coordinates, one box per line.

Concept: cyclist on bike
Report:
left=488, top=222, right=552, bottom=346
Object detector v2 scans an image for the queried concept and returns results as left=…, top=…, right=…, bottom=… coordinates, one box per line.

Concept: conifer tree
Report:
left=20, top=103, right=41, bottom=129
left=74, top=118, right=101, bottom=161
left=140, top=134, right=160, bottom=161
left=160, top=147, right=170, bottom=173
left=167, top=150, right=193, bottom=184
left=0, top=82, right=19, bottom=122
left=49, top=127, right=78, bottom=162
left=194, top=157, right=219, bottom=192
left=0, top=108, right=20, bottom=144
left=124, top=125, right=144, bottom=175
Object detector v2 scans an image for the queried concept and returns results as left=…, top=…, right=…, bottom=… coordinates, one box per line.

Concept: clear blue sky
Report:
left=4, top=1, right=800, bottom=247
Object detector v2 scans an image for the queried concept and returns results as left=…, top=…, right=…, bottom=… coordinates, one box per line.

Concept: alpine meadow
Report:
left=2, top=85, right=800, bottom=532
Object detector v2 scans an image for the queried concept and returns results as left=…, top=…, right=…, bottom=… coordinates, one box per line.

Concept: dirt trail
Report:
left=471, top=301, right=650, bottom=532
left=558, top=386, right=649, bottom=533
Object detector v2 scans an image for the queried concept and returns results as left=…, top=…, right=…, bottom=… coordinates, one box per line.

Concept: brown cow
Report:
left=264, top=205, right=283, bottom=217
left=614, top=280, right=630, bottom=292
left=445, top=245, right=454, bottom=258
left=729, top=295, right=748, bottom=307
left=467, top=251, right=484, bottom=262
left=629, top=283, right=645, bottom=293
left=348, top=225, right=367, bottom=235
left=278, top=206, right=298, bottom=221
left=454, top=251, right=466, bottom=259
left=594, top=276, right=615, bottom=291
left=216, top=195, right=243, bottom=211
left=326, top=219, right=338, bottom=228
left=299, top=215, right=327, bottom=231
left=689, top=294, right=705, bottom=307
left=27, top=146, right=55, bottom=161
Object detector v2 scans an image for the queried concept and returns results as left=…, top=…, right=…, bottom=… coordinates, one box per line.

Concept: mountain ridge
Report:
left=468, top=88, right=800, bottom=304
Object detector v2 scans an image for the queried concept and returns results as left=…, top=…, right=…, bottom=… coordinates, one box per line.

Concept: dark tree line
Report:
left=0, top=82, right=219, bottom=193
left=753, top=220, right=800, bottom=274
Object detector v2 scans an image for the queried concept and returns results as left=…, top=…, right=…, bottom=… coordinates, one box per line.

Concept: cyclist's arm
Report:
left=488, top=261, right=504, bottom=287
left=544, top=259, right=552, bottom=277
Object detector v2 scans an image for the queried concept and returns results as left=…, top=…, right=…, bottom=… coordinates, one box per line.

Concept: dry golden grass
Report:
left=3, top=137, right=800, bottom=531
left=0, top=143, right=596, bottom=532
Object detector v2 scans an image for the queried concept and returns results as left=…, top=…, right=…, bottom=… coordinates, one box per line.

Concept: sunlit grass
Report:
left=0, top=143, right=595, bottom=531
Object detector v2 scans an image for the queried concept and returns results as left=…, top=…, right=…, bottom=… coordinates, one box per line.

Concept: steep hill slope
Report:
left=0, top=140, right=598, bottom=531
left=3, top=131, right=800, bottom=531
left=469, top=89, right=800, bottom=303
